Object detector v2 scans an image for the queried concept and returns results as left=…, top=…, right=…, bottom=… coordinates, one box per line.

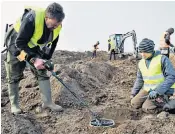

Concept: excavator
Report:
left=109, top=30, right=139, bottom=58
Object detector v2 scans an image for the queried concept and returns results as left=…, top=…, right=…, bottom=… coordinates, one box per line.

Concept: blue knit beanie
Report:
left=138, top=38, right=155, bottom=53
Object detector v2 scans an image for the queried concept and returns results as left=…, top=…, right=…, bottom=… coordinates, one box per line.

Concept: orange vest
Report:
left=159, top=32, right=170, bottom=48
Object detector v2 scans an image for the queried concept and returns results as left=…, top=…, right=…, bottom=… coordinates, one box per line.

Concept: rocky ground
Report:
left=1, top=51, right=175, bottom=134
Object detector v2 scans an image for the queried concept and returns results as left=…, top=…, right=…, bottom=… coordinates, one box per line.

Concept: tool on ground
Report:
left=26, top=59, right=115, bottom=127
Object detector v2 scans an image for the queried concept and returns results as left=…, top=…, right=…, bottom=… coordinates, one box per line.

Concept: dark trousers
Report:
left=92, top=50, right=97, bottom=58
left=109, top=49, right=116, bottom=60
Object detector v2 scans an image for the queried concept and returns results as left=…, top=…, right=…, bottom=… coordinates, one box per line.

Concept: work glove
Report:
left=148, top=90, right=158, bottom=99
left=33, top=58, right=45, bottom=70
left=14, top=50, right=28, bottom=62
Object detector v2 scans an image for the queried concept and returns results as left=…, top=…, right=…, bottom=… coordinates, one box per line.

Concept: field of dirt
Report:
left=1, top=51, right=175, bottom=134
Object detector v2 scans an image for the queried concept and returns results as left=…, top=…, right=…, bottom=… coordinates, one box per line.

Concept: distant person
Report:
left=92, top=41, right=100, bottom=59
left=108, top=39, right=116, bottom=60
left=131, top=38, right=175, bottom=114
left=3, top=2, right=65, bottom=114
left=160, top=28, right=175, bottom=58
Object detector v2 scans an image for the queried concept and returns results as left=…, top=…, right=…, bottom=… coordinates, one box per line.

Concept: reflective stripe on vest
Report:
left=14, top=7, right=62, bottom=48
left=160, top=32, right=170, bottom=48
left=139, top=54, right=175, bottom=92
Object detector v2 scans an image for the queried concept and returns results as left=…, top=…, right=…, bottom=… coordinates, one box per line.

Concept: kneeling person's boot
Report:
left=8, top=82, right=22, bottom=114
left=39, top=80, right=63, bottom=112
left=163, top=99, right=175, bottom=111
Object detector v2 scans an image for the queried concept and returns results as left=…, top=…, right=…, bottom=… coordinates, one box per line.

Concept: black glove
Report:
left=42, top=53, right=51, bottom=60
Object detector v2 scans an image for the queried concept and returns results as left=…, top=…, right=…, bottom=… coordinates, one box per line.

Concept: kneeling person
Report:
left=131, top=38, right=175, bottom=114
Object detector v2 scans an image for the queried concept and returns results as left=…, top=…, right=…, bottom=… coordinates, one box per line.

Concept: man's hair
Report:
left=46, top=2, right=65, bottom=22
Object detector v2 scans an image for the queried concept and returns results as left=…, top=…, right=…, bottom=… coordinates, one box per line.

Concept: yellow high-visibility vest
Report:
left=109, top=40, right=116, bottom=51
left=139, top=54, right=175, bottom=92
left=14, top=7, right=62, bottom=48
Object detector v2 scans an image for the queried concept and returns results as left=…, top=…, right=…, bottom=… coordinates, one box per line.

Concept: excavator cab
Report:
left=109, top=30, right=138, bottom=58
left=109, top=34, right=123, bottom=53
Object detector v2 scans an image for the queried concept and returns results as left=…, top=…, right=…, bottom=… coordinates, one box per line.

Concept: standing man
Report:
left=108, top=39, right=116, bottom=60
left=4, top=2, right=65, bottom=114
left=131, top=38, right=175, bottom=114
left=92, top=41, right=99, bottom=59
left=160, top=28, right=174, bottom=58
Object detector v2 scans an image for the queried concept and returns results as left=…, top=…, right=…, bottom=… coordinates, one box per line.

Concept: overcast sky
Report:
left=1, top=1, right=175, bottom=52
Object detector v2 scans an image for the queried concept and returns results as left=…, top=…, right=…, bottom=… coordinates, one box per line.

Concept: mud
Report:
left=1, top=51, right=175, bottom=134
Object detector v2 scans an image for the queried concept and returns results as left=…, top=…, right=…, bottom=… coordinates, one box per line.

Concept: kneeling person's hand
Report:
left=148, top=90, right=158, bottom=99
